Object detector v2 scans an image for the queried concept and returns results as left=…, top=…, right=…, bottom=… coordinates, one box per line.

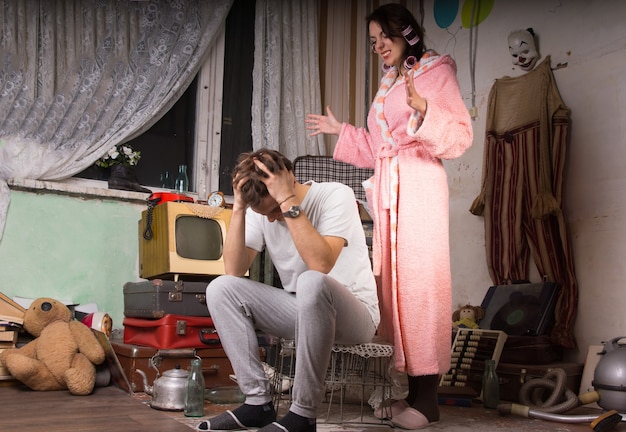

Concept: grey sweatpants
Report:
left=205, top=271, right=377, bottom=419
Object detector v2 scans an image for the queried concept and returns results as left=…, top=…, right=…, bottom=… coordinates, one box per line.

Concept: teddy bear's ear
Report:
left=23, top=298, right=72, bottom=337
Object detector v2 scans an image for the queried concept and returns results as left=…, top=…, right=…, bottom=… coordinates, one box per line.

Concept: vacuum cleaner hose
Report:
left=518, top=369, right=580, bottom=413
left=498, top=402, right=602, bottom=423
left=496, top=368, right=622, bottom=431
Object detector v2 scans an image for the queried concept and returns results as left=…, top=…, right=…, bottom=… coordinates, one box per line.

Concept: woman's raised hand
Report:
left=404, top=73, right=427, bottom=115
left=306, top=106, right=342, bottom=137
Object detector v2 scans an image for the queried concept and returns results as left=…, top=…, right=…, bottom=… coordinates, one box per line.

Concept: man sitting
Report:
left=198, top=149, right=379, bottom=432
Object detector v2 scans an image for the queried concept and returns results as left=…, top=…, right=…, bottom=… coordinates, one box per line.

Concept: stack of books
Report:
left=0, top=292, right=26, bottom=380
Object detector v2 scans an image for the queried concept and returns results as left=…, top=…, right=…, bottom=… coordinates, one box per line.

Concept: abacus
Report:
left=439, top=329, right=508, bottom=400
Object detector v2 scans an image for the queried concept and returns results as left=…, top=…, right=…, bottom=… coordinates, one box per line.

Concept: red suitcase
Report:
left=123, top=314, right=220, bottom=349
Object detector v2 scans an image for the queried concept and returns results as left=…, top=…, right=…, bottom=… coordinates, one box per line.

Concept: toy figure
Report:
left=452, top=304, right=485, bottom=330
left=0, top=297, right=105, bottom=395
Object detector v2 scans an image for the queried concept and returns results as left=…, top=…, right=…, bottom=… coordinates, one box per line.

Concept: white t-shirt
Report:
left=245, top=181, right=380, bottom=326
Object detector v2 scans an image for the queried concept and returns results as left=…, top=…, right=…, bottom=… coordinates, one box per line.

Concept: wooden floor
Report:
left=1, top=381, right=624, bottom=432
left=0, top=383, right=193, bottom=432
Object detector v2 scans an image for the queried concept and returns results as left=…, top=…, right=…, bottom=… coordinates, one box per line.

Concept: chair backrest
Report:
left=293, top=155, right=373, bottom=201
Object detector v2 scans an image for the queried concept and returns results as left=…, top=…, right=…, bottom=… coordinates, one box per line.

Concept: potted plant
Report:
left=96, top=144, right=151, bottom=193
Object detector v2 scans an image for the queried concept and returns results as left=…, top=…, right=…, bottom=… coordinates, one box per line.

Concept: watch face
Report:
left=283, top=206, right=301, bottom=218
left=208, top=191, right=224, bottom=207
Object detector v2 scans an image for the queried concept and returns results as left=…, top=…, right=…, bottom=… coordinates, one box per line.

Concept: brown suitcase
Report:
left=499, top=335, right=563, bottom=364
left=497, top=362, right=583, bottom=403
left=112, top=341, right=236, bottom=393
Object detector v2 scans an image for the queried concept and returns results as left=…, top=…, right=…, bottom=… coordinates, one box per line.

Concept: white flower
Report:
left=95, top=144, right=141, bottom=168
left=108, top=148, right=120, bottom=159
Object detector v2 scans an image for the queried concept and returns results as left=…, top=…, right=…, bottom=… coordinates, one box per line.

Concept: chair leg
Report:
left=272, top=340, right=395, bottom=425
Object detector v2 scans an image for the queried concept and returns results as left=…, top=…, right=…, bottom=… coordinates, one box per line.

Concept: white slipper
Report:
left=390, top=407, right=432, bottom=430
left=373, top=399, right=410, bottom=419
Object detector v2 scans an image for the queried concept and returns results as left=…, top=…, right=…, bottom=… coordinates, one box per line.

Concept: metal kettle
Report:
left=136, top=364, right=189, bottom=411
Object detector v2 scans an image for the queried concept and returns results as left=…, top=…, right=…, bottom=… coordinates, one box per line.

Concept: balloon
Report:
left=461, top=0, right=494, bottom=28
left=434, top=0, right=459, bottom=29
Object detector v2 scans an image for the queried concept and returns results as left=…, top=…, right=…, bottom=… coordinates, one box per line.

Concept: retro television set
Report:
left=138, top=201, right=233, bottom=280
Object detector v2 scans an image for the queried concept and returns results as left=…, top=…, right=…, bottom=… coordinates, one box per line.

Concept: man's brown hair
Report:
left=232, top=148, right=294, bottom=207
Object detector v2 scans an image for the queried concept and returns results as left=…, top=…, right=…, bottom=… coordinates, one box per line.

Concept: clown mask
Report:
left=508, top=29, right=539, bottom=71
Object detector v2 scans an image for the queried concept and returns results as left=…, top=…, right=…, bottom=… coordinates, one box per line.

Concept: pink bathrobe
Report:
left=334, top=54, right=472, bottom=376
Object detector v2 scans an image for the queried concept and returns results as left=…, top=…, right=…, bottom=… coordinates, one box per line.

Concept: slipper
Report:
left=390, top=407, right=431, bottom=430
left=197, top=402, right=276, bottom=431
left=196, top=410, right=247, bottom=431
left=373, top=399, right=410, bottom=419
left=257, top=422, right=289, bottom=432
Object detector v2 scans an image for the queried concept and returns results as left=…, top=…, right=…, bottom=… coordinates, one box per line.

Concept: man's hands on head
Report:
left=252, top=155, right=296, bottom=206
left=232, top=171, right=251, bottom=212
left=231, top=152, right=296, bottom=212
left=228, top=149, right=345, bottom=274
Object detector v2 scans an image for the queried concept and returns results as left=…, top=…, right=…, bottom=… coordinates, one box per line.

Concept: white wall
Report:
left=424, top=0, right=626, bottom=362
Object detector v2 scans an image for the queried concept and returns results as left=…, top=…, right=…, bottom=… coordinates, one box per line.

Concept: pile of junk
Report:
left=498, top=336, right=626, bottom=432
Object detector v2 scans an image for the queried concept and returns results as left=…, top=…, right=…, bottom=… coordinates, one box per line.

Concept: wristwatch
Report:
left=282, top=205, right=301, bottom=218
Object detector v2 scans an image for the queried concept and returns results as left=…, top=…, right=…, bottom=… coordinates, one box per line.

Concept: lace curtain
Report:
left=0, top=0, right=233, bottom=239
left=251, top=0, right=325, bottom=161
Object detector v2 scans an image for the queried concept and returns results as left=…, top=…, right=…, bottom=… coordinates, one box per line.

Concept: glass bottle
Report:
left=482, top=359, right=500, bottom=409
left=184, top=358, right=205, bottom=417
left=160, top=171, right=171, bottom=189
left=175, top=164, right=189, bottom=193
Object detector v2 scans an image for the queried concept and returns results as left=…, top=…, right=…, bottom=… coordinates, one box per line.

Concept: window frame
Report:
left=194, top=27, right=226, bottom=199
left=62, top=26, right=226, bottom=203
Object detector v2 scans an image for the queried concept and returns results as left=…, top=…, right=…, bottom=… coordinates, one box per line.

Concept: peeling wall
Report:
left=0, top=190, right=144, bottom=329
left=427, top=0, right=626, bottom=362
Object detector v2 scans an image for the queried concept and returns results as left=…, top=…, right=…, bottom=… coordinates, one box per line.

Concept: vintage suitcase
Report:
left=123, top=314, right=220, bottom=349
left=111, top=342, right=235, bottom=393
left=497, top=362, right=583, bottom=403
left=499, top=335, right=563, bottom=364
left=123, top=279, right=212, bottom=318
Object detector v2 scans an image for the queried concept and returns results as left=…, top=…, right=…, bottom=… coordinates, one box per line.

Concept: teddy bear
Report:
left=452, top=304, right=485, bottom=330
left=0, top=297, right=106, bottom=395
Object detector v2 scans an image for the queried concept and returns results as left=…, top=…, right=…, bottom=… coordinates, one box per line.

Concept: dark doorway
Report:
left=218, top=0, right=256, bottom=195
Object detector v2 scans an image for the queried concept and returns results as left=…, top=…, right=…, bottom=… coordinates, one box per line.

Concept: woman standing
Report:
left=306, top=3, right=472, bottom=429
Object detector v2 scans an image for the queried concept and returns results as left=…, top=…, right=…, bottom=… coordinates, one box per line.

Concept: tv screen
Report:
left=175, top=216, right=223, bottom=260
